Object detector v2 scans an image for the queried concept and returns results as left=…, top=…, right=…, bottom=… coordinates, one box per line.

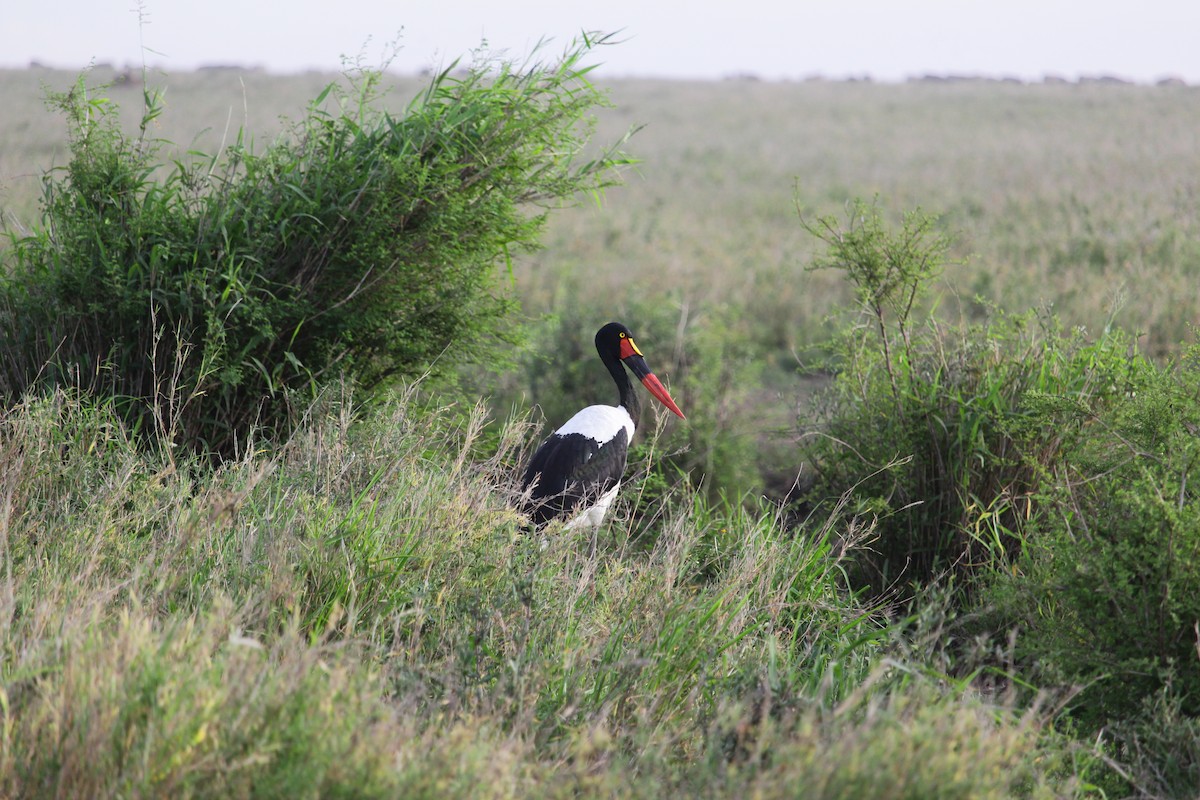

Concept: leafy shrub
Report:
left=798, top=199, right=1140, bottom=602
left=797, top=197, right=1200, bottom=794
left=986, top=346, right=1200, bottom=790
left=0, top=36, right=629, bottom=455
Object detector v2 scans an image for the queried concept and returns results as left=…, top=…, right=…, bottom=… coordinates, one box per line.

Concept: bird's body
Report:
left=521, top=406, right=632, bottom=529
left=521, top=322, right=685, bottom=529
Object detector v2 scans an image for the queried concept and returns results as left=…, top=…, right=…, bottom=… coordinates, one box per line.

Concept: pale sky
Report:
left=4, top=1, right=1200, bottom=83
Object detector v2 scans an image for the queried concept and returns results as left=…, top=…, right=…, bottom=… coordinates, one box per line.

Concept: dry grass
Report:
left=0, top=387, right=1089, bottom=797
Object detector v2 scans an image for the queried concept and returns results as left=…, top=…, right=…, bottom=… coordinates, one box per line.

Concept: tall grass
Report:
left=0, top=387, right=1088, bottom=797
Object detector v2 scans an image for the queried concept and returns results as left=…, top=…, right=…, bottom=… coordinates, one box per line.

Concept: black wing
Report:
left=520, top=429, right=629, bottom=526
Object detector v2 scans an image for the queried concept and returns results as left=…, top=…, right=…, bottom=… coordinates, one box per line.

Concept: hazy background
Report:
left=4, top=0, right=1200, bottom=82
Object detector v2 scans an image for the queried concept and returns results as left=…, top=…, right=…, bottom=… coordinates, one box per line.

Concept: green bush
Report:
left=0, top=36, right=629, bottom=455
left=986, top=346, right=1200, bottom=790
left=798, top=199, right=1140, bottom=602
left=797, top=198, right=1200, bottom=794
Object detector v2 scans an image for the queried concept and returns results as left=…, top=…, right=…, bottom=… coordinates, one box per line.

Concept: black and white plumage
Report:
left=521, top=322, right=686, bottom=530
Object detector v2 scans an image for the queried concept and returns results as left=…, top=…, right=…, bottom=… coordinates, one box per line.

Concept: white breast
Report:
left=555, top=404, right=635, bottom=445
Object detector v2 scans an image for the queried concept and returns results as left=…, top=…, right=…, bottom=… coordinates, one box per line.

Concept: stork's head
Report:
left=596, top=322, right=686, bottom=419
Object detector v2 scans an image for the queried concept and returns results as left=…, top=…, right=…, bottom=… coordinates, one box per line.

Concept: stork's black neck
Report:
left=602, top=349, right=641, bottom=429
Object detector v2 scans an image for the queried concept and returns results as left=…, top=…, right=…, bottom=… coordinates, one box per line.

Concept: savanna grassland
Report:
left=2, top=49, right=1200, bottom=798
left=8, top=65, right=1199, bottom=480
left=6, top=66, right=1200, bottom=354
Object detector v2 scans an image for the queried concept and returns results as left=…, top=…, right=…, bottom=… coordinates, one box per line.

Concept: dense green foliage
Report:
left=988, top=349, right=1200, bottom=795
left=0, top=39, right=628, bottom=455
left=798, top=200, right=1138, bottom=599
left=797, top=201, right=1200, bottom=796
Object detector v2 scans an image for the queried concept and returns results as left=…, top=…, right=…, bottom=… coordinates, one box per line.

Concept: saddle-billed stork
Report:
left=521, top=322, right=686, bottom=529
